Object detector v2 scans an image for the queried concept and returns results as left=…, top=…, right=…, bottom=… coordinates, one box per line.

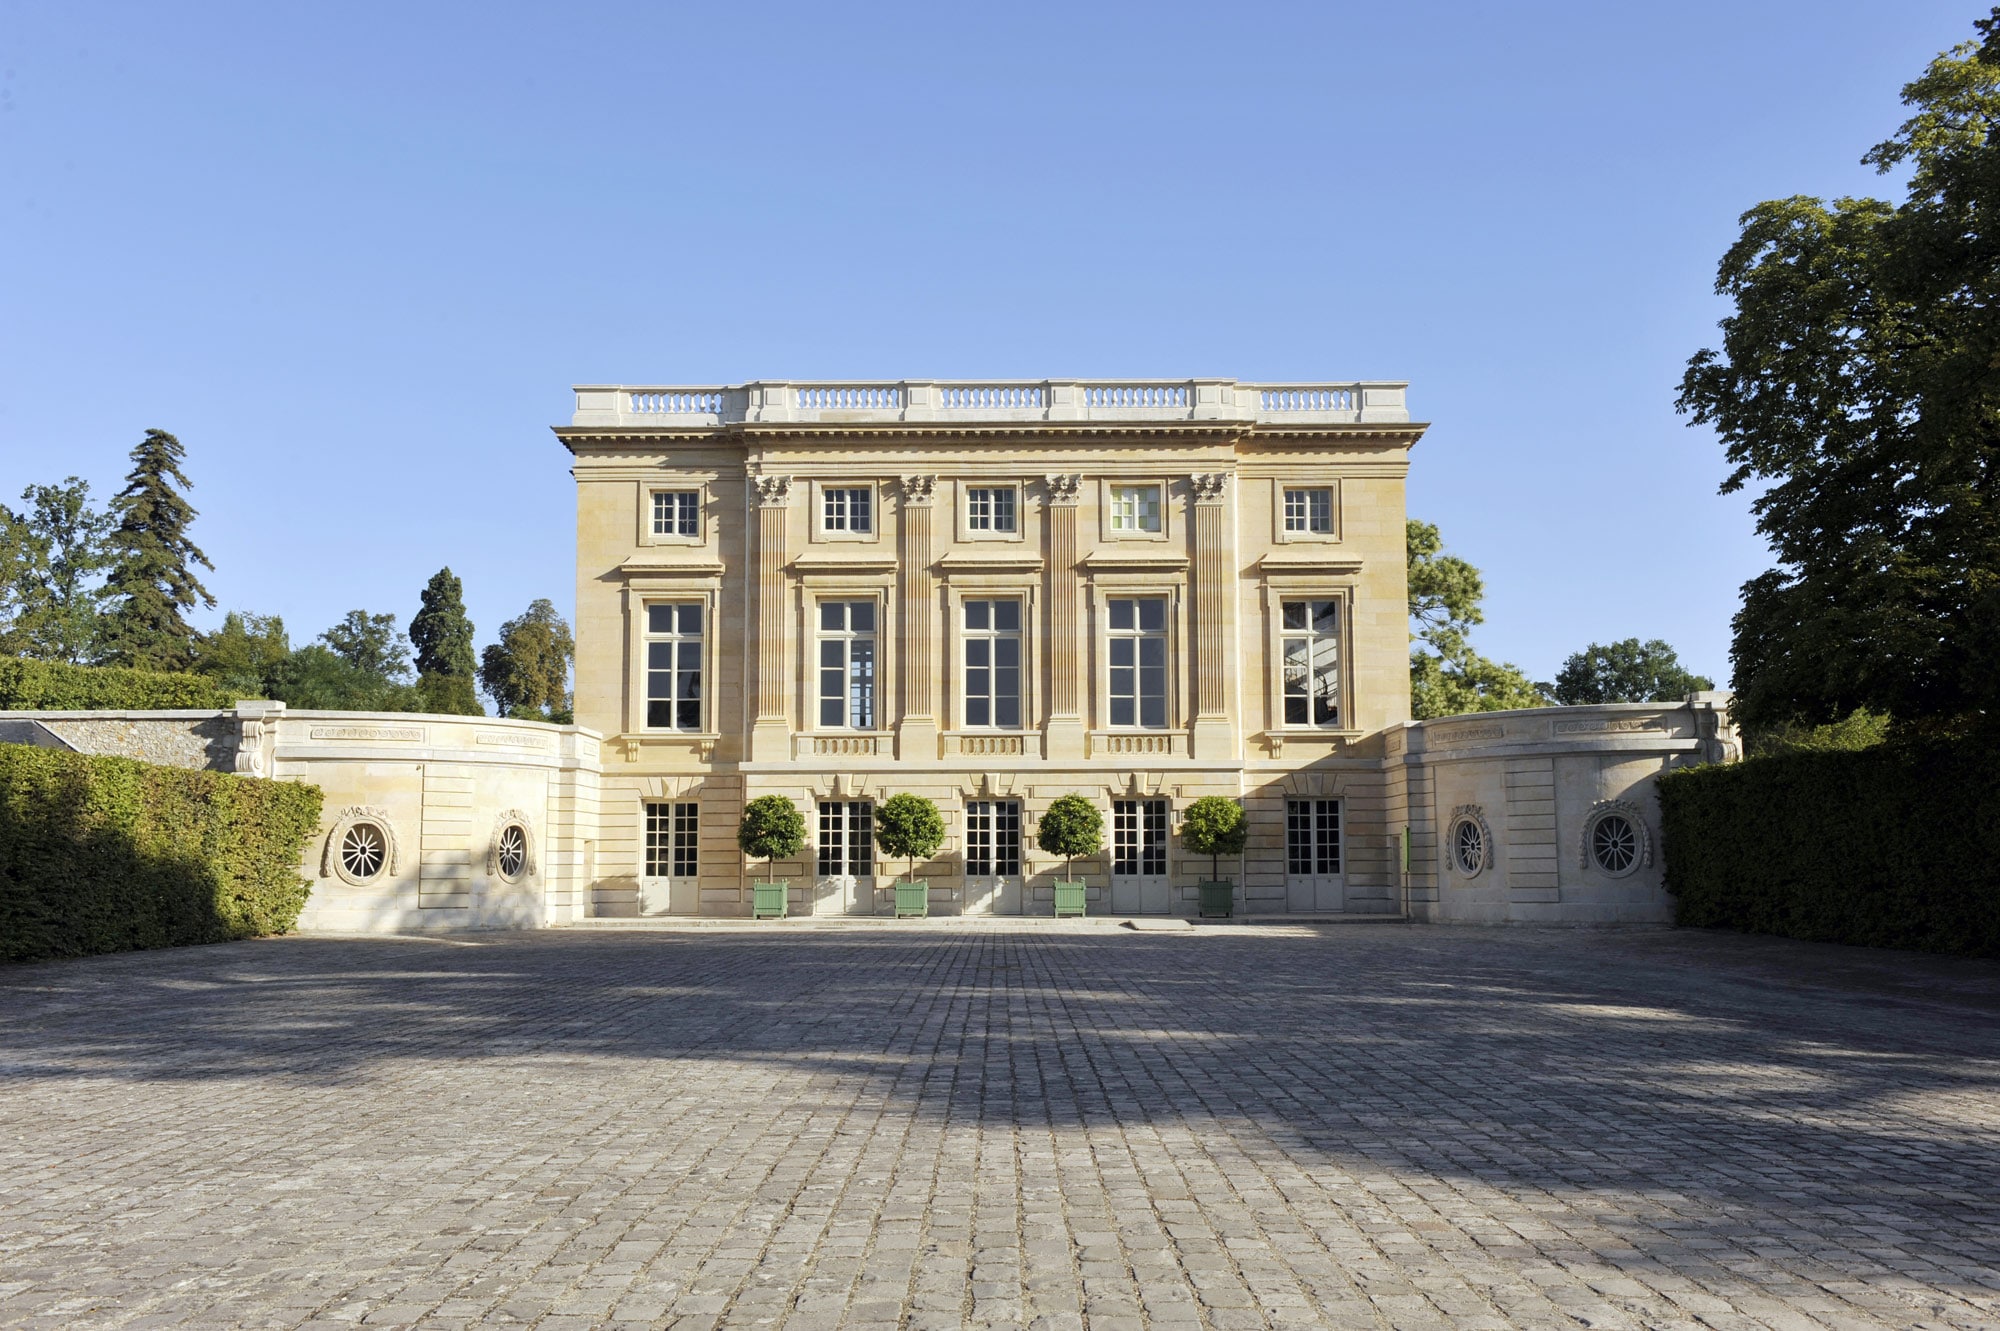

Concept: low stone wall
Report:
left=22, top=712, right=241, bottom=771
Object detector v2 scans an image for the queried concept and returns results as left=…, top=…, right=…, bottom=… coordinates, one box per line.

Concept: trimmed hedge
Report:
left=0, top=657, right=241, bottom=711
left=1658, top=738, right=2000, bottom=957
left=0, top=743, right=323, bottom=961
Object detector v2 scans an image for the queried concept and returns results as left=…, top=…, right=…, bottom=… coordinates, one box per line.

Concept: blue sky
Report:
left=0, top=1, right=1979, bottom=686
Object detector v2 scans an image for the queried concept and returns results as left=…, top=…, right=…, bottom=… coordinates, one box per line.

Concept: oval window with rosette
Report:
left=339, top=822, right=387, bottom=882
left=496, top=824, right=527, bottom=882
left=1451, top=818, right=1485, bottom=876
left=1579, top=802, right=1650, bottom=878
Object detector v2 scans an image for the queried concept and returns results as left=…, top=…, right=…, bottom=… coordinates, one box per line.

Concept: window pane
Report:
left=1282, top=602, right=1308, bottom=631
left=821, top=640, right=842, bottom=667
left=1138, top=636, right=1165, bottom=668
left=820, top=693, right=843, bottom=727
left=647, top=699, right=672, bottom=728
left=996, top=692, right=1020, bottom=729
left=968, top=489, right=990, bottom=530
left=965, top=599, right=989, bottom=630
left=820, top=602, right=844, bottom=631
left=1110, top=599, right=1134, bottom=631
left=994, top=637, right=1019, bottom=669
left=967, top=639, right=989, bottom=668
left=994, top=600, right=1020, bottom=632
left=678, top=604, right=703, bottom=635
left=648, top=604, right=675, bottom=633
left=966, top=696, right=989, bottom=726
left=649, top=641, right=674, bottom=669
left=853, top=490, right=872, bottom=531
left=1314, top=600, right=1338, bottom=633
left=1110, top=694, right=1134, bottom=727
left=1138, top=599, right=1165, bottom=632
left=994, top=489, right=1016, bottom=531
left=850, top=600, right=875, bottom=633
left=850, top=641, right=874, bottom=728
left=1310, top=490, right=1332, bottom=532
left=967, top=666, right=989, bottom=703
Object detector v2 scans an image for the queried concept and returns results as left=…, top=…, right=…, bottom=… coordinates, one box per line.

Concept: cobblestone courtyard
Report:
left=3, top=924, right=1998, bottom=1331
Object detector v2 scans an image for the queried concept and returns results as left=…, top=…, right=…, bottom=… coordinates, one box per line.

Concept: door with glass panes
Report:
left=1110, top=799, right=1170, bottom=914
left=963, top=800, right=1023, bottom=915
left=1285, top=798, right=1345, bottom=912
left=815, top=801, right=876, bottom=915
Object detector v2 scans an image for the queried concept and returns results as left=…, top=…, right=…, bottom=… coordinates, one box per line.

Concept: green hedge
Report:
left=0, top=743, right=323, bottom=961
left=0, top=657, right=241, bottom=711
left=1658, top=738, right=2000, bottom=956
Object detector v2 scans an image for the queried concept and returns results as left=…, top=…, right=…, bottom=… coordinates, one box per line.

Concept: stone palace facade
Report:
left=0, top=378, right=1739, bottom=929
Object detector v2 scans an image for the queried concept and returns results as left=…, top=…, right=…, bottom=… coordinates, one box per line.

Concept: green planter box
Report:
left=895, top=880, right=930, bottom=918
left=1197, top=879, right=1235, bottom=919
left=1053, top=880, right=1088, bottom=918
left=752, top=880, right=789, bottom=919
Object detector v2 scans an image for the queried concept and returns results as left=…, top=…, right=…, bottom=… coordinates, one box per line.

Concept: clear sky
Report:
left=0, top=1, right=1979, bottom=687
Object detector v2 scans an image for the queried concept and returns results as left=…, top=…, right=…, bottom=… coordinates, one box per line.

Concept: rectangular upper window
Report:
left=822, top=487, right=873, bottom=534
left=1108, top=596, right=1168, bottom=728
left=644, top=603, right=704, bottom=730
left=1281, top=598, right=1341, bottom=727
left=966, top=487, right=1017, bottom=533
left=652, top=490, right=700, bottom=538
left=1283, top=488, right=1333, bottom=534
left=818, top=599, right=877, bottom=729
left=1109, top=485, right=1162, bottom=533
left=962, top=598, right=1022, bottom=729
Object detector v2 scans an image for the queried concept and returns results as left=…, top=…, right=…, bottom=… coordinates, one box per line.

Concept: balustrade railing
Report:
left=630, top=389, right=724, bottom=414
left=1083, top=384, right=1190, bottom=409
left=938, top=385, right=1046, bottom=410
left=797, top=385, right=902, bottom=410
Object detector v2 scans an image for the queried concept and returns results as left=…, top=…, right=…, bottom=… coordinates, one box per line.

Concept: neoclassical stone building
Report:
left=0, top=377, right=1738, bottom=929
left=560, top=379, right=1737, bottom=922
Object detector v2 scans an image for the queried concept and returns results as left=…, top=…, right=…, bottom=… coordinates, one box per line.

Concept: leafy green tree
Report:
left=192, top=611, right=292, bottom=698
left=1547, top=639, right=1714, bottom=705
left=738, top=795, right=806, bottom=888
left=1678, top=10, right=2000, bottom=734
left=478, top=598, right=575, bottom=721
left=1406, top=519, right=1548, bottom=718
left=873, top=793, right=945, bottom=885
left=408, top=567, right=482, bottom=715
left=320, top=610, right=411, bottom=682
left=1036, top=795, right=1103, bottom=884
left=1745, top=708, right=1892, bottom=759
left=99, top=429, right=215, bottom=671
left=1180, top=795, right=1247, bottom=884
left=0, top=478, right=115, bottom=663
left=262, top=645, right=397, bottom=710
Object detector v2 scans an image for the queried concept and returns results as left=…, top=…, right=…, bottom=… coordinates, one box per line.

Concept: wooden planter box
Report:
left=1197, top=879, right=1235, bottom=919
left=895, top=880, right=930, bottom=918
left=752, top=880, right=789, bottom=919
left=1053, top=880, right=1088, bottom=918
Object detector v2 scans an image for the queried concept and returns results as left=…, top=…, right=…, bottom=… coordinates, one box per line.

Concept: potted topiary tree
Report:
left=874, top=792, right=946, bottom=918
left=1181, top=795, right=1248, bottom=920
left=1036, top=794, right=1102, bottom=918
left=738, top=794, right=806, bottom=919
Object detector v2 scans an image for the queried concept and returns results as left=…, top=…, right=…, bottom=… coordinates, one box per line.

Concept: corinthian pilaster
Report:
left=750, top=473, right=793, bottom=761
left=1044, top=473, right=1085, bottom=762
left=1190, top=472, right=1236, bottom=761
left=897, top=475, right=938, bottom=759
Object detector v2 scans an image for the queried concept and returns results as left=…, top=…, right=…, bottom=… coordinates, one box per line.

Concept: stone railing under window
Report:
left=573, top=379, right=1409, bottom=428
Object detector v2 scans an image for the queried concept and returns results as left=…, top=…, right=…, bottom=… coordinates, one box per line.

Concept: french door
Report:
left=1285, top=798, right=1345, bottom=912
left=963, top=800, right=1023, bottom=915
left=1110, top=798, right=1170, bottom=915
left=815, top=801, right=876, bottom=915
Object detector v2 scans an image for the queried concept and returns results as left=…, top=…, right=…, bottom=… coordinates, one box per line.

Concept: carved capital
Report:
left=1191, top=472, right=1230, bottom=503
left=753, top=474, right=793, bottom=507
left=1045, top=473, right=1083, bottom=506
left=899, top=474, right=937, bottom=505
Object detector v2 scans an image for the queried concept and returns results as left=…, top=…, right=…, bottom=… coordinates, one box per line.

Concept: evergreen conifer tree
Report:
left=409, top=567, right=482, bottom=715
left=99, top=429, right=215, bottom=671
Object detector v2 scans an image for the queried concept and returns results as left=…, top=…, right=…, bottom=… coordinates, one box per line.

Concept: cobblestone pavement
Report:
left=3, top=923, right=1999, bottom=1331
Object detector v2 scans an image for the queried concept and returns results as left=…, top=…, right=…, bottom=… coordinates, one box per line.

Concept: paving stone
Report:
left=2, top=925, right=1998, bottom=1329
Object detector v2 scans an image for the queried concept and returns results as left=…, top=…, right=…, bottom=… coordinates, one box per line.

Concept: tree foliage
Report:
left=0, top=477, right=115, bottom=664
left=478, top=598, right=574, bottom=721
left=192, top=611, right=293, bottom=699
left=321, top=610, right=411, bottom=682
left=737, top=795, right=806, bottom=879
left=409, top=568, right=481, bottom=715
left=99, top=429, right=214, bottom=671
left=1547, top=639, right=1714, bottom=705
left=1678, top=11, right=2000, bottom=733
left=1406, top=519, right=1548, bottom=719
left=1035, top=794, right=1102, bottom=882
left=873, top=793, right=945, bottom=884
left=1180, top=795, right=1247, bottom=882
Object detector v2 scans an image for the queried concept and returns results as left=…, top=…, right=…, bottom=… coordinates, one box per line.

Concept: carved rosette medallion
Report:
left=1191, top=472, right=1230, bottom=503
left=898, top=475, right=937, bottom=505
left=753, top=474, right=793, bottom=507
left=1045, top=473, right=1083, bottom=506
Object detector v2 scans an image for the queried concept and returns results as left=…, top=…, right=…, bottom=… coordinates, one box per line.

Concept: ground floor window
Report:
left=644, top=801, right=699, bottom=877
left=1286, top=799, right=1342, bottom=875
left=817, top=801, right=873, bottom=877
left=965, top=800, right=1021, bottom=877
left=1112, top=799, right=1169, bottom=876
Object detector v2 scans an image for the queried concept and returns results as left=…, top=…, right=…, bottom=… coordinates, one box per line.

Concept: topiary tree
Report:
left=874, top=793, right=946, bottom=885
left=738, top=795, right=806, bottom=888
left=1036, top=794, right=1102, bottom=884
left=1181, top=795, right=1248, bottom=883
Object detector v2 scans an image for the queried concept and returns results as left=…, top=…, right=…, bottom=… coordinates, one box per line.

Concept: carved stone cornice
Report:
left=1191, top=472, right=1230, bottom=503
left=899, top=474, right=937, bottom=505
left=753, top=474, right=793, bottom=507
left=1045, top=473, right=1083, bottom=506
